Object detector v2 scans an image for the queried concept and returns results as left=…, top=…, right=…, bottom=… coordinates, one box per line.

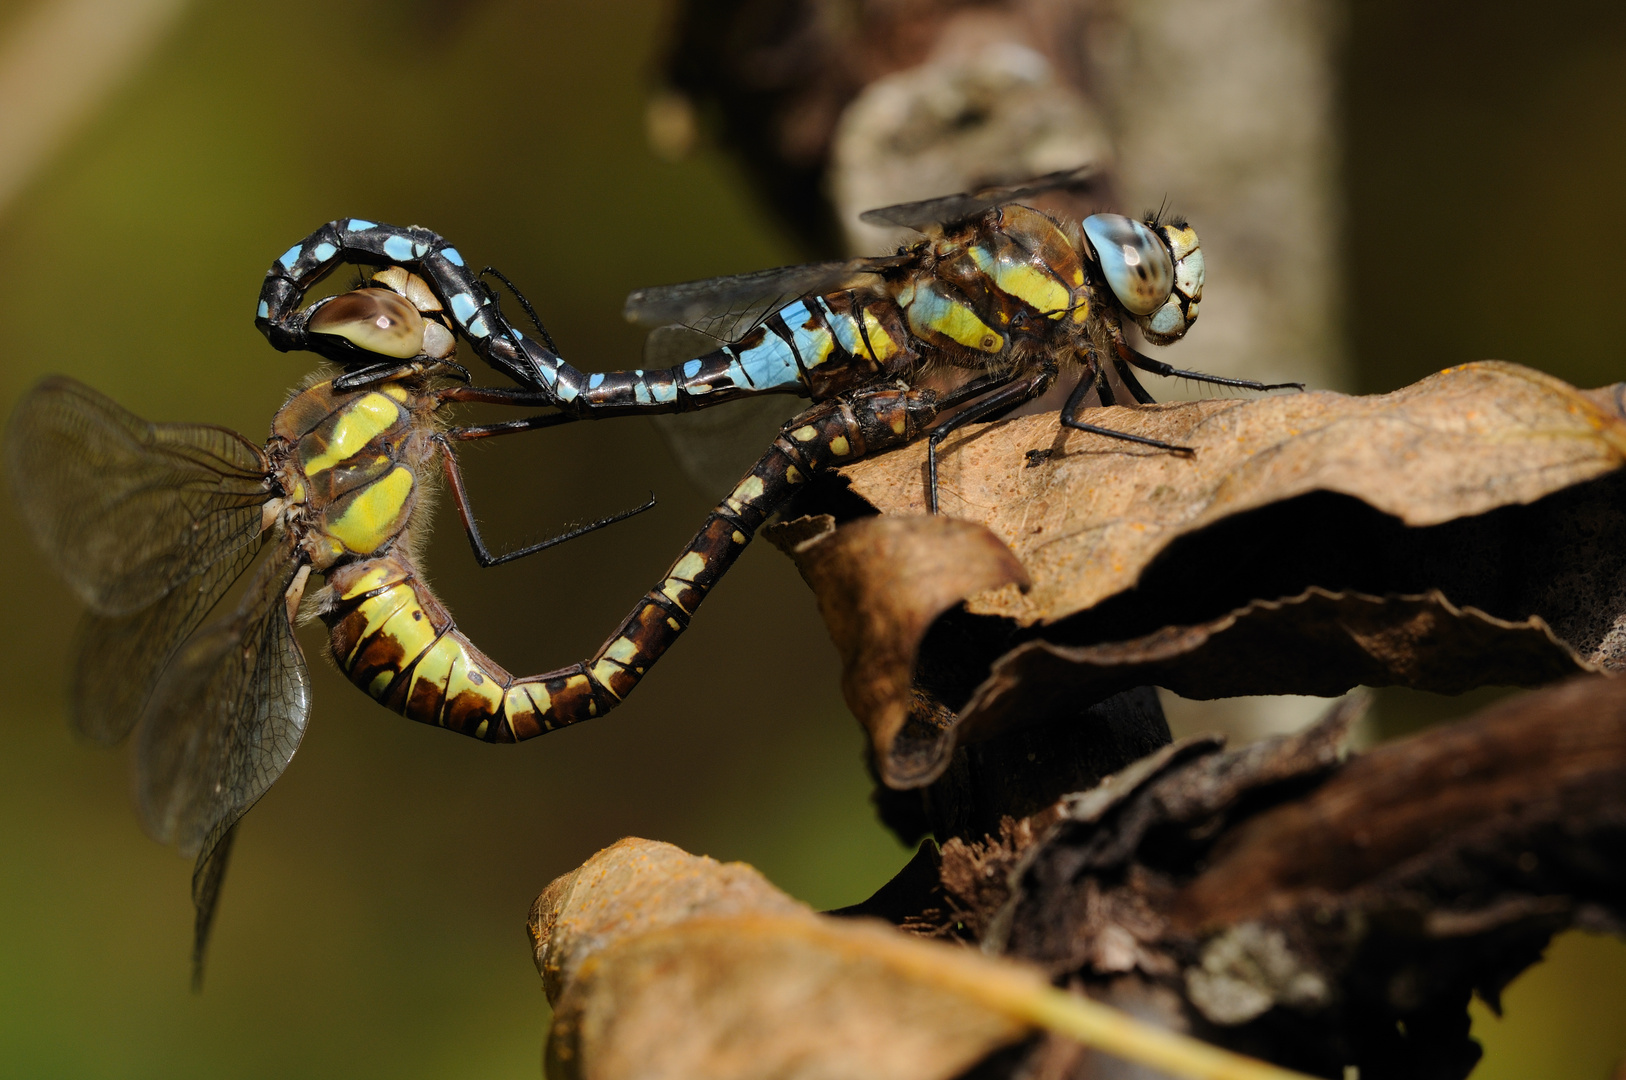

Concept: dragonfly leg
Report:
left=1105, top=348, right=1159, bottom=404
left=923, top=370, right=1054, bottom=513
left=1115, top=337, right=1304, bottom=393
left=480, top=265, right=560, bottom=354
left=434, top=421, right=652, bottom=568
left=1060, top=375, right=1195, bottom=455
left=333, top=358, right=472, bottom=392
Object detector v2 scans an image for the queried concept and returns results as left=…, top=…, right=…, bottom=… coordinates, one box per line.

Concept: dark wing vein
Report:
left=69, top=529, right=267, bottom=744
left=5, top=375, right=269, bottom=617
left=857, top=164, right=1103, bottom=230
left=622, top=259, right=896, bottom=338
left=132, top=549, right=312, bottom=978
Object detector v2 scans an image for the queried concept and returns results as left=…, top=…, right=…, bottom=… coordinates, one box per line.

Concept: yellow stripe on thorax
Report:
left=969, top=243, right=1072, bottom=319
left=326, top=465, right=414, bottom=554
left=301, top=393, right=403, bottom=476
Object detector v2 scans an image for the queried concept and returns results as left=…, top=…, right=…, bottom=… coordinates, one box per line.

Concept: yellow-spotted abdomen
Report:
left=321, top=555, right=609, bottom=742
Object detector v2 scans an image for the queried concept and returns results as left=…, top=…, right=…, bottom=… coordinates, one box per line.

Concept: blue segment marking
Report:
left=449, top=292, right=479, bottom=325
left=257, top=300, right=269, bottom=319
left=790, top=321, right=834, bottom=369
left=441, top=247, right=464, bottom=266
left=278, top=244, right=303, bottom=270
left=651, top=380, right=678, bottom=403
left=777, top=299, right=811, bottom=328
left=311, top=241, right=336, bottom=262
left=588, top=373, right=605, bottom=389
left=382, top=235, right=415, bottom=262
left=346, top=219, right=376, bottom=232
left=413, top=241, right=428, bottom=258
left=467, top=315, right=489, bottom=338
left=683, top=359, right=702, bottom=378
left=730, top=334, right=799, bottom=390
left=634, top=382, right=653, bottom=405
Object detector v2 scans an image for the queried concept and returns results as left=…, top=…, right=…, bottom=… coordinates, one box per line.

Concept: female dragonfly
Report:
left=257, top=169, right=1299, bottom=510
left=6, top=264, right=969, bottom=982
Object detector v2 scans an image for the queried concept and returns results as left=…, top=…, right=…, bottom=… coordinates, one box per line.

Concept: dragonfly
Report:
left=5, top=255, right=985, bottom=982
left=257, top=170, right=1299, bottom=513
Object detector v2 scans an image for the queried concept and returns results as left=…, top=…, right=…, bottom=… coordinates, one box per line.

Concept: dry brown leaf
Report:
left=529, top=838, right=1316, bottom=1080
left=773, top=364, right=1626, bottom=770
left=837, top=362, right=1626, bottom=625
left=954, top=587, right=1594, bottom=742
left=765, top=514, right=1029, bottom=785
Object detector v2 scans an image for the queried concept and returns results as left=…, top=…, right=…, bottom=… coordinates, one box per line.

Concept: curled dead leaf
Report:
left=838, top=362, right=1626, bottom=624
left=765, top=514, right=1028, bottom=786
left=772, top=363, right=1626, bottom=781
left=955, top=587, right=1594, bottom=742
left=529, top=838, right=1317, bottom=1080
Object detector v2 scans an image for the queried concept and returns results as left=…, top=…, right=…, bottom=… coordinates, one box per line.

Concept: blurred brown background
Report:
left=0, top=1, right=1621, bottom=1077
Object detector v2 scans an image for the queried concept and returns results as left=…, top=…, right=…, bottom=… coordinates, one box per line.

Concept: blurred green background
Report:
left=0, top=1, right=1621, bottom=1077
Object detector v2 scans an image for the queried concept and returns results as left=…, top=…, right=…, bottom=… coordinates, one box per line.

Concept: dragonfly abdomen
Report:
left=323, top=555, right=596, bottom=742
left=573, top=292, right=915, bottom=416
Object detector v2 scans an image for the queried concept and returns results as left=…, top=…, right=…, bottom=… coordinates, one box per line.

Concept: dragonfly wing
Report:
left=190, top=820, right=239, bottom=989
left=69, top=526, right=268, bottom=745
left=623, top=259, right=891, bottom=334
left=4, top=375, right=269, bottom=617
left=133, top=550, right=311, bottom=969
left=857, top=164, right=1104, bottom=230
left=653, top=395, right=809, bottom=494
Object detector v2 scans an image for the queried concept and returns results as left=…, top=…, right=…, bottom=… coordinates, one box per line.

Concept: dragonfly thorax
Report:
left=268, top=379, right=431, bottom=571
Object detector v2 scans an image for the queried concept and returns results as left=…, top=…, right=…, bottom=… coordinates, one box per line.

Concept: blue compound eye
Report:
left=1082, top=214, right=1174, bottom=316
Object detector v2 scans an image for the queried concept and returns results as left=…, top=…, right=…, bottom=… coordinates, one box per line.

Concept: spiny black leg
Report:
left=923, top=371, right=1051, bottom=512
left=434, top=384, right=566, bottom=409
left=1121, top=345, right=1304, bottom=392
left=434, top=433, right=654, bottom=567
left=1060, top=377, right=1194, bottom=455
left=1110, top=355, right=1159, bottom=404
left=334, top=358, right=471, bottom=392
left=446, top=413, right=577, bottom=441
left=481, top=265, right=560, bottom=355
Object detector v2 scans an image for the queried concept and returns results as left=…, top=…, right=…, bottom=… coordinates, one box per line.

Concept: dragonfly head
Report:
left=1081, top=213, right=1203, bottom=346
left=304, top=269, right=457, bottom=365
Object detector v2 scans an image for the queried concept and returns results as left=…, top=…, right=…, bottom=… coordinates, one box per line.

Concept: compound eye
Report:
left=1082, top=214, right=1174, bottom=316
left=307, top=288, right=426, bottom=359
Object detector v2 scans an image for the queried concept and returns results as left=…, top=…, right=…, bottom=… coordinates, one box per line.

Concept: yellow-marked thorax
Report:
left=269, top=380, right=423, bottom=569
left=889, top=205, right=1092, bottom=364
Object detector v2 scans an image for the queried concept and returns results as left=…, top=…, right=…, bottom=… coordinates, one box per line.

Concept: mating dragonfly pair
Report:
left=5, top=169, right=1299, bottom=980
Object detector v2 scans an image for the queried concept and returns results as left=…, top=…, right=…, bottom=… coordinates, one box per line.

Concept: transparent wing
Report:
left=623, top=256, right=908, bottom=341
left=857, top=164, right=1103, bottom=230
left=4, top=375, right=270, bottom=617
left=654, top=396, right=810, bottom=494
left=69, top=530, right=267, bottom=745
left=132, top=550, right=312, bottom=976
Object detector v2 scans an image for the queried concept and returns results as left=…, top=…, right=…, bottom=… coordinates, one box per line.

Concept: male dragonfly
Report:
left=257, top=169, right=1299, bottom=513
